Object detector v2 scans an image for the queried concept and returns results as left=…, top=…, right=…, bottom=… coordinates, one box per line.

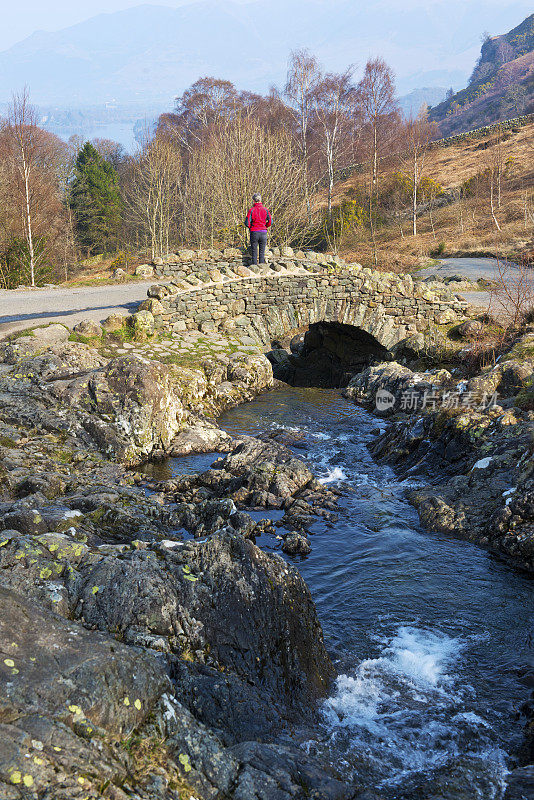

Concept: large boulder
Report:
left=220, top=436, right=313, bottom=501
left=147, top=284, right=170, bottom=300
left=82, top=356, right=186, bottom=463
left=102, top=312, right=129, bottom=332
left=29, top=324, right=70, bottom=345
left=343, top=361, right=451, bottom=415
left=139, top=298, right=165, bottom=316
left=0, top=325, right=70, bottom=363
left=67, top=533, right=334, bottom=715
left=0, top=586, right=170, bottom=799
left=131, top=309, right=155, bottom=340
left=73, top=319, right=102, bottom=338
left=135, top=263, right=154, bottom=277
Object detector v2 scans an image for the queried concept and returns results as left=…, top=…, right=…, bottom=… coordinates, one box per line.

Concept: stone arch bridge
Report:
left=142, top=251, right=469, bottom=357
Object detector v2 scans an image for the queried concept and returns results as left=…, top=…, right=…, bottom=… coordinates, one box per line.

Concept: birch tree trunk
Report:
left=412, top=149, right=418, bottom=237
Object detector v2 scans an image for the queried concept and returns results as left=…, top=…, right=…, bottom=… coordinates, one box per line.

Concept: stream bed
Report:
left=174, top=386, right=534, bottom=799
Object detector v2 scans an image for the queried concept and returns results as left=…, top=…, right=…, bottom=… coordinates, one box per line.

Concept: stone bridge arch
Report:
left=147, top=266, right=469, bottom=373
left=242, top=295, right=413, bottom=352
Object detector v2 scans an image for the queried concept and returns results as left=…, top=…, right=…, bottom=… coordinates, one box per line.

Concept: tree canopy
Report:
left=69, top=141, right=122, bottom=254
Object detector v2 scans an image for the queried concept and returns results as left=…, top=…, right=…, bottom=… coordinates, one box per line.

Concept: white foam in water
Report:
left=318, top=466, right=347, bottom=484
left=311, top=431, right=332, bottom=440
left=319, top=626, right=508, bottom=789
left=386, top=626, right=459, bottom=686
left=323, top=627, right=460, bottom=731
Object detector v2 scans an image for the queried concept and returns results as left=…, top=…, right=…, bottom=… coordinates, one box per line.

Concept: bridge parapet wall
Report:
left=145, top=264, right=469, bottom=350
left=151, top=246, right=339, bottom=281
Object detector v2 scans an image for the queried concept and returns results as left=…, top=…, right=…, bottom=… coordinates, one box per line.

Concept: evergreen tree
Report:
left=69, top=142, right=122, bottom=254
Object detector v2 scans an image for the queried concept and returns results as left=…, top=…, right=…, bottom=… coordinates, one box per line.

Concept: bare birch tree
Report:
left=126, top=135, right=182, bottom=258
left=356, top=58, right=398, bottom=200
left=5, top=90, right=42, bottom=285
left=312, top=69, right=356, bottom=218
left=1, top=91, right=71, bottom=286
left=284, top=49, right=322, bottom=222
left=483, top=130, right=506, bottom=232
left=399, top=110, right=438, bottom=236
left=183, top=112, right=306, bottom=247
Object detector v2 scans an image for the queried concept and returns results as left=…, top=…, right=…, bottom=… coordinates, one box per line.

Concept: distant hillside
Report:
left=0, top=1, right=533, bottom=106
left=430, top=13, right=534, bottom=135
left=398, top=87, right=448, bottom=117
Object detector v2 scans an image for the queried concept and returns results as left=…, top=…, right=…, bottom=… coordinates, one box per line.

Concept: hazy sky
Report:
left=0, top=0, right=251, bottom=51
left=2, top=0, right=532, bottom=51
left=0, top=1, right=188, bottom=49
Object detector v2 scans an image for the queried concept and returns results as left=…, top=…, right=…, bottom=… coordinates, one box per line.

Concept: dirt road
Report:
left=0, top=281, right=155, bottom=338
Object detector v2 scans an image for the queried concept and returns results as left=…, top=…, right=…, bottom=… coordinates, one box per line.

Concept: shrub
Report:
left=431, top=241, right=446, bottom=257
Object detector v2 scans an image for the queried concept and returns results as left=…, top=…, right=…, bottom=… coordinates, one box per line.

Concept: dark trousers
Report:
left=250, top=230, right=267, bottom=265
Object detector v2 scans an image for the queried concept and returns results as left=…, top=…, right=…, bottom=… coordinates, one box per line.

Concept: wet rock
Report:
left=68, top=533, right=334, bottom=711
left=282, top=531, right=311, bottom=555
left=408, top=491, right=467, bottom=535
left=343, top=361, right=450, bottom=415
left=170, top=420, right=233, bottom=456
left=264, top=428, right=308, bottom=450
left=289, top=333, right=305, bottom=355
left=221, top=437, right=313, bottom=501
left=267, top=348, right=295, bottom=383
left=227, top=741, right=353, bottom=800
left=503, top=766, right=534, bottom=800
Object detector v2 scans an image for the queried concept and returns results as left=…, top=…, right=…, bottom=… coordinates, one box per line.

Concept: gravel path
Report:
left=0, top=281, right=155, bottom=338
left=418, top=256, right=510, bottom=282
left=417, top=257, right=533, bottom=319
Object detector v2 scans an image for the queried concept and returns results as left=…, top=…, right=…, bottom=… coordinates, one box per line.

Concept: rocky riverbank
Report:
left=1, top=286, right=533, bottom=798
left=342, top=329, right=534, bottom=572
left=340, top=324, right=534, bottom=798
left=0, top=322, right=355, bottom=800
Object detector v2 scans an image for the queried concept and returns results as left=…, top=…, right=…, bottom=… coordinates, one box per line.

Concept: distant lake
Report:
left=43, top=121, right=140, bottom=153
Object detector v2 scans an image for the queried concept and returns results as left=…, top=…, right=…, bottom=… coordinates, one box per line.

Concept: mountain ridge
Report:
left=430, top=13, right=534, bottom=135
left=1, top=1, right=533, bottom=106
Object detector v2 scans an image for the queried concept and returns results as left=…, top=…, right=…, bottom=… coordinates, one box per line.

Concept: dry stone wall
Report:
left=141, top=250, right=469, bottom=351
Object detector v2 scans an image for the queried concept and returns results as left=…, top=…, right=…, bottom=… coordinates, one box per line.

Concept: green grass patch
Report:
left=106, top=325, right=136, bottom=344
left=68, top=333, right=102, bottom=346
left=66, top=276, right=146, bottom=288
left=7, top=328, right=36, bottom=341
left=502, top=342, right=534, bottom=362
left=55, top=449, right=74, bottom=464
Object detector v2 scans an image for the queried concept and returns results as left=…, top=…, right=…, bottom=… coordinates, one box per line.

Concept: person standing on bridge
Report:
left=245, top=194, right=272, bottom=266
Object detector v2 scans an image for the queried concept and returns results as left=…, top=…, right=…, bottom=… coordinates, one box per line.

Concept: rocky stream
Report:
left=0, top=267, right=533, bottom=800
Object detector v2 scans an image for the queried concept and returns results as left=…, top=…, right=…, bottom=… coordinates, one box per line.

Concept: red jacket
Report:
left=245, top=202, right=272, bottom=232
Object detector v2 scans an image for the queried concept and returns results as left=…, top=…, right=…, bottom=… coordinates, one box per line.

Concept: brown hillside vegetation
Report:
left=324, top=121, right=534, bottom=269
left=430, top=13, right=534, bottom=136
